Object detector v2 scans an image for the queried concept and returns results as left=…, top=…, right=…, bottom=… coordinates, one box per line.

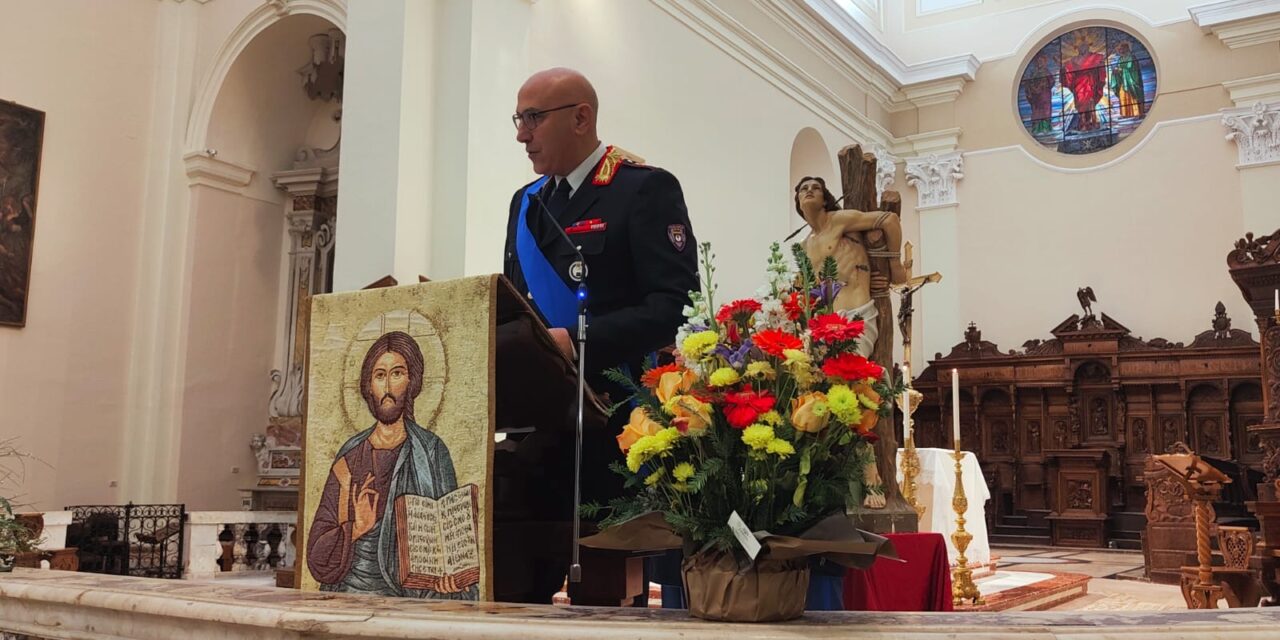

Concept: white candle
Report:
left=1275, top=288, right=1278, bottom=313
left=901, top=364, right=911, bottom=443
left=952, top=368, right=961, bottom=448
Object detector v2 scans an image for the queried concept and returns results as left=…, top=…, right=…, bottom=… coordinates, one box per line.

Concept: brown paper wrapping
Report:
left=681, top=550, right=809, bottom=622
left=581, top=511, right=899, bottom=622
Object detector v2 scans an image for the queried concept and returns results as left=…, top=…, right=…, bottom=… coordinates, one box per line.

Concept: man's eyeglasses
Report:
left=512, top=103, right=580, bottom=131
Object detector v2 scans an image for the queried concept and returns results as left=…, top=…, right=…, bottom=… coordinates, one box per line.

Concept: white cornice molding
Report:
left=751, top=0, right=900, bottom=109
left=1222, top=101, right=1280, bottom=168
left=891, top=127, right=962, bottom=157
left=800, top=0, right=980, bottom=85
left=896, top=77, right=968, bottom=109
left=1190, top=0, right=1280, bottom=48
left=1223, top=73, right=1280, bottom=107
left=183, top=151, right=255, bottom=194
left=651, top=0, right=892, bottom=146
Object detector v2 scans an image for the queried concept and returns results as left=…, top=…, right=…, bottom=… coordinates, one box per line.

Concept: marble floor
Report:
left=988, top=544, right=1187, bottom=611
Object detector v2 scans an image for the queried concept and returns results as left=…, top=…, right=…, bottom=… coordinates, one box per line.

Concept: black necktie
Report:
left=544, top=178, right=571, bottom=221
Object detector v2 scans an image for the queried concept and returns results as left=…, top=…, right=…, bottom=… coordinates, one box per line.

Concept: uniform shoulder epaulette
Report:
left=592, top=145, right=652, bottom=185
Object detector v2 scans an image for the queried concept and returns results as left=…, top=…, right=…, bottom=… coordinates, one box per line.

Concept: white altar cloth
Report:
left=897, top=447, right=991, bottom=567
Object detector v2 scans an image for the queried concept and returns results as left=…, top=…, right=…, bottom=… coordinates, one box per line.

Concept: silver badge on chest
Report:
left=569, top=260, right=588, bottom=282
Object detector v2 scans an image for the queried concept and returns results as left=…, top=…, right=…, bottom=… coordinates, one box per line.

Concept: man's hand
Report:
left=435, top=573, right=462, bottom=594
left=352, top=473, right=379, bottom=541
left=869, top=273, right=890, bottom=296
left=549, top=327, right=576, bottom=359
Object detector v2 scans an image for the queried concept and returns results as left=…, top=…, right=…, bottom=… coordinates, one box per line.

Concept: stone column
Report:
left=905, top=151, right=964, bottom=371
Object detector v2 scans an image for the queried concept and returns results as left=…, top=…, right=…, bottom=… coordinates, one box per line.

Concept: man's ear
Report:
left=575, top=104, right=593, bottom=133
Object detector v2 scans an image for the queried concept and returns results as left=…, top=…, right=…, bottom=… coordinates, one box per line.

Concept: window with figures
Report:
left=1017, top=26, right=1157, bottom=154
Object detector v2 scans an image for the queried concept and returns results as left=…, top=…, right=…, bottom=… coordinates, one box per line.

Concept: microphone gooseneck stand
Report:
left=532, top=190, right=589, bottom=584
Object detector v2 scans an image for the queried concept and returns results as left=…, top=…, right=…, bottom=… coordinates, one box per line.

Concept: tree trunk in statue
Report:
left=837, top=144, right=917, bottom=532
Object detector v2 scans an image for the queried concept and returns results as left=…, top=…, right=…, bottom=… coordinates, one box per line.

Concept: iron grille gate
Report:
left=65, top=503, right=186, bottom=579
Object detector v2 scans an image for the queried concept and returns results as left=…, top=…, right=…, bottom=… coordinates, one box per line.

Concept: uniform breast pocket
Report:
left=569, top=230, right=607, bottom=256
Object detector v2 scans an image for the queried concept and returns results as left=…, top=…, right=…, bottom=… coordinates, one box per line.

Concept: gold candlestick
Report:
left=950, top=448, right=983, bottom=606
left=901, top=388, right=925, bottom=520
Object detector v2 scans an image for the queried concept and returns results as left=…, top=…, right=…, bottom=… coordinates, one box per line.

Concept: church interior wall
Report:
left=6, top=0, right=1275, bottom=517
left=517, top=0, right=887, bottom=305
left=0, top=0, right=161, bottom=511
left=176, top=12, right=341, bottom=510
left=922, top=7, right=1279, bottom=353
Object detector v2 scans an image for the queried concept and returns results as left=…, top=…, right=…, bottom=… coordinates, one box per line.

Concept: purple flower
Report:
left=810, top=280, right=844, bottom=306
left=714, top=339, right=754, bottom=368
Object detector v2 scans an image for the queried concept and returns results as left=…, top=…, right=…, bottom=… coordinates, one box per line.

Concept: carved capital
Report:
left=1222, top=101, right=1280, bottom=167
left=904, top=151, right=963, bottom=209
left=873, top=145, right=898, bottom=202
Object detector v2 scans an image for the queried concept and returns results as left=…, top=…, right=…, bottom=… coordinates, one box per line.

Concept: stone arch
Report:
left=185, top=0, right=346, bottom=154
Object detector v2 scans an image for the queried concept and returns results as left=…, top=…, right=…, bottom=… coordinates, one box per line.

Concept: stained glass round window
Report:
left=1018, top=26, right=1157, bottom=154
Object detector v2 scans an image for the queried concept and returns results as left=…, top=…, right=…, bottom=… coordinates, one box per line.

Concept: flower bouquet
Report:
left=581, top=242, right=900, bottom=622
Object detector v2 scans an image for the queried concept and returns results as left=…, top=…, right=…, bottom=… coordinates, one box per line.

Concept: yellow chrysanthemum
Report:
left=673, top=462, right=696, bottom=481
left=742, top=424, right=775, bottom=450
left=681, top=330, right=719, bottom=360
left=827, top=384, right=862, bottom=425
left=766, top=438, right=796, bottom=458
left=708, top=367, right=741, bottom=387
left=759, top=410, right=783, bottom=426
left=782, top=348, right=810, bottom=368
left=745, top=361, right=776, bottom=380
left=625, top=430, right=678, bottom=472
left=645, top=467, right=665, bottom=486
left=655, top=426, right=681, bottom=445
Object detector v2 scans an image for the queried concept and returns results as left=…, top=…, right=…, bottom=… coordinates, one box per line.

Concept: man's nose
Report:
left=516, top=126, right=531, bottom=143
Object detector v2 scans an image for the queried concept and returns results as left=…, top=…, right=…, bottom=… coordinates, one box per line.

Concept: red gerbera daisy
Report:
left=821, top=352, right=884, bottom=382
left=640, top=363, right=681, bottom=388
left=752, top=328, right=803, bottom=357
left=715, top=298, right=763, bottom=326
left=809, top=313, right=865, bottom=343
left=723, top=388, right=777, bottom=429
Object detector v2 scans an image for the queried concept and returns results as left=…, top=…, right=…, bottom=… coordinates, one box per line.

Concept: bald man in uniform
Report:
left=499, top=68, right=698, bottom=604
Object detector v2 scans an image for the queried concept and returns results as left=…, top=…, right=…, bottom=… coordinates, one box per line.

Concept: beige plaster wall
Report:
left=0, top=0, right=159, bottom=511
left=910, top=9, right=1280, bottom=354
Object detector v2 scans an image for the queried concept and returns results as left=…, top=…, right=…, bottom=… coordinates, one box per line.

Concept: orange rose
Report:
left=656, top=369, right=698, bottom=405
left=851, top=383, right=880, bottom=435
left=616, top=407, right=663, bottom=453
left=668, top=395, right=713, bottom=436
left=790, top=391, right=830, bottom=433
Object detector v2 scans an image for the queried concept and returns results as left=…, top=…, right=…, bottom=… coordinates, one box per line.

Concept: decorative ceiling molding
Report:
left=800, top=0, right=981, bottom=86
left=183, top=151, right=255, bottom=194
left=1223, top=72, right=1280, bottom=107
left=1190, top=0, right=1280, bottom=48
left=650, top=0, right=892, bottom=146
left=751, top=0, right=900, bottom=109
left=897, top=77, right=968, bottom=109
left=891, top=127, right=962, bottom=157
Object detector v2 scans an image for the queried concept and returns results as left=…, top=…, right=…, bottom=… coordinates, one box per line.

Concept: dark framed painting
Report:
left=0, top=100, right=45, bottom=327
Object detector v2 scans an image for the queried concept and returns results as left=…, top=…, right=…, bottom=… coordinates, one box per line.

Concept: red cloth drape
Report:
left=843, top=532, right=954, bottom=612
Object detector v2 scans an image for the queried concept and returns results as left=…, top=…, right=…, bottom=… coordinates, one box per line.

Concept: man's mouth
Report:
left=381, top=394, right=396, bottom=405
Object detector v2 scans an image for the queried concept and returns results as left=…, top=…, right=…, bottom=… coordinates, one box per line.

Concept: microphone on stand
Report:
left=530, top=187, right=589, bottom=584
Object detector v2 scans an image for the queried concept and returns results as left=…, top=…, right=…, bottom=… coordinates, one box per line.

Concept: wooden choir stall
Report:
left=910, top=295, right=1264, bottom=559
